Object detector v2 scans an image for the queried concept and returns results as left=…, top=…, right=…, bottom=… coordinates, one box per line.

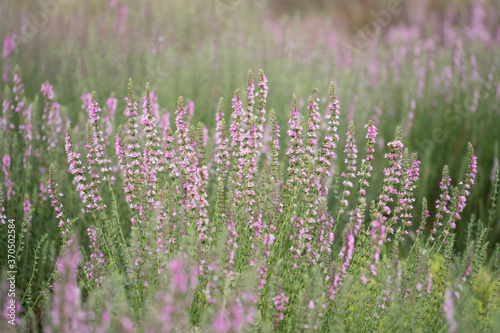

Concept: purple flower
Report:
left=2, top=155, right=13, bottom=200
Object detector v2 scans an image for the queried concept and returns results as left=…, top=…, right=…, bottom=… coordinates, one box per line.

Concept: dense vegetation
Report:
left=1, top=0, right=499, bottom=331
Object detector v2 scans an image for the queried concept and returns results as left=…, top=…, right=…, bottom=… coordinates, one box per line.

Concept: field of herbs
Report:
left=1, top=0, right=500, bottom=332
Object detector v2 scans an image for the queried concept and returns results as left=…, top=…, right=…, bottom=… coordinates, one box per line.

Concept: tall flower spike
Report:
left=286, top=94, right=304, bottom=188
left=175, top=96, right=188, bottom=157
left=394, top=152, right=420, bottom=241
left=339, top=121, right=357, bottom=215
left=88, top=92, right=112, bottom=182
left=255, top=69, right=268, bottom=153
left=320, top=82, right=341, bottom=171
left=197, top=122, right=207, bottom=168
left=196, top=122, right=210, bottom=242
left=85, top=123, right=103, bottom=211
left=230, top=90, right=244, bottom=202
left=115, top=125, right=127, bottom=176
left=141, top=83, right=162, bottom=207
left=182, top=125, right=199, bottom=214
left=116, top=125, right=137, bottom=212
left=433, top=165, right=451, bottom=240
left=65, top=127, right=90, bottom=210
left=125, top=79, right=141, bottom=174
left=244, top=116, right=258, bottom=206
left=305, top=89, right=320, bottom=160
left=269, top=109, right=280, bottom=183
left=48, top=165, right=71, bottom=245
left=374, top=131, right=404, bottom=240
left=245, top=70, right=255, bottom=124
left=82, top=227, right=105, bottom=288
left=123, top=80, right=142, bottom=221
left=447, top=143, right=477, bottom=230
left=351, top=120, right=377, bottom=234
left=317, top=82, right=341, bottom=201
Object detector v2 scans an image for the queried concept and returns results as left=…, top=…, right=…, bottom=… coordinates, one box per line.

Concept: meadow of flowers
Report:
left=1, top=0, right=500, bottom=332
